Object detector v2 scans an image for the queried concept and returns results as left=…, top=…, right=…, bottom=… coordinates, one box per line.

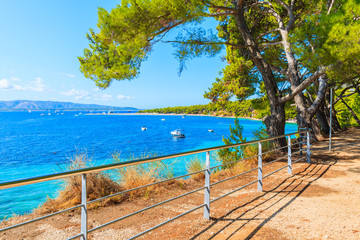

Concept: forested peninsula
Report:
left=140, top=91, right=360, bottom=129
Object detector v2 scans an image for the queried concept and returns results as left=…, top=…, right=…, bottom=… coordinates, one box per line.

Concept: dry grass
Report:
left=212, top=159, right=256, bottom=180
left=38, top=152, right=123, bottom=214
left=112, top=152, right=175, bottom=199
left=186, top=157, right=205, bottom=181
left=35, top=148, right=261, bottom=216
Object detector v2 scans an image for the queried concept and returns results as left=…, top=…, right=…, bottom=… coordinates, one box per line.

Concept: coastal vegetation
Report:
left=218, top=119, right=273, bottom=169
left=37, top=140, right=260, bottom=214
left=79, top=0, right=360, bottom=146
left=139, top=99, right=297, bottom=120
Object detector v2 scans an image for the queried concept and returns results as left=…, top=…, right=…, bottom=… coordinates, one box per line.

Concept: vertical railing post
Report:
left=299, top=133, right=303, bottom=156
left=307, top=131, right=311, bottom=163
left=329, top=88, right=333, bottom=153
left=257, top=142, right=263, bottom=192
left=81, top=174, right=87, bottom=240
left=287, top=136, right=292, bottom=175
left=204, top=151, right=210, bottom=219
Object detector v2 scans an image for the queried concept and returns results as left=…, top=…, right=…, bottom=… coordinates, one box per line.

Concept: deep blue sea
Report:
left=0, top=111, right=297, bottom=219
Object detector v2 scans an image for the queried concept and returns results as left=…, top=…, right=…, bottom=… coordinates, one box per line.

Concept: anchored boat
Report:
left=171, top=129, right=185, bottom=138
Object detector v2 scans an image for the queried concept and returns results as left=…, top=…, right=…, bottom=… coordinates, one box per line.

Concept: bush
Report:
left=186, top=157, right=205, bottom=181
left=218, top=119, right=272, bottom=169
left=38, top=151, right=123, bottom=214
left=112, top=152, right=174, bottom=198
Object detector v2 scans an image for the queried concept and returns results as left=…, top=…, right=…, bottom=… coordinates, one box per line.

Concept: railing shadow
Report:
left=190, top=155, right=337, bottom=240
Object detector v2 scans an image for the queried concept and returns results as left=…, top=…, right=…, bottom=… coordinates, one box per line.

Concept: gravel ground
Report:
left=1, top=128, right=360, bottom=240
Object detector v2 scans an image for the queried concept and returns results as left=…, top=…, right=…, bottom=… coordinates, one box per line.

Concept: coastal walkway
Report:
left=141, top=128, right=360, bottom=240
left=1, top=128, right=360, bottom=239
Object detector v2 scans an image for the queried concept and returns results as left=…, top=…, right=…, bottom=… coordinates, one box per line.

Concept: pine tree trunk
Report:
left=316, top=105, right=330, bottom=135
left=235, top=8, right=286, bottom=147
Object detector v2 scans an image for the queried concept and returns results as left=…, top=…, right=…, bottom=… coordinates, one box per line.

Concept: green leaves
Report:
left=172, top=28, right=224, bottom=74
left=204, top=54, right=256, bottom=103
left=79, top=0, right=208, bottom=88
left=324, top=0, right=360, bottom=80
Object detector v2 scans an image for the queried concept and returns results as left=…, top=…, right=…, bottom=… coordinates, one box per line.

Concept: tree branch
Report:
left=209, top=4, right=237, bottom=13
left=327, top=0, right=335, bottom=15
left=163, top=39, right=246, bottom=48
left=334, top=85, right=359, bottom=105
left=207, top=11, right=235, bottom=17
left=269, top=63, right=287, bottom=75
left=307, top=75, right=329, bottom=116
left=263, top=4, right=285, bottom=29
left=259, top=41, right=282, bottom=49
left=149, top=20, right=187, bottom=41
left=280, top=68, right=325, bottom=104
left=256, top=28, right=280, bottom=41
left=272, top=0, right=295, bottom=31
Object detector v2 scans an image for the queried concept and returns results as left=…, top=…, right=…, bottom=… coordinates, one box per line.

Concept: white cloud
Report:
left=60, top=73, right=75, bottom=78
left=0, top=78, right=26, bottom=91
left=95, top=93, right=113, bottom=101
left=10, top=77, right=21, bottom=82
left=117, top=94, right=135, bottom=100
left=29, top=77, right=52, bottom=92
left=60, top=88, right=90, bottom=100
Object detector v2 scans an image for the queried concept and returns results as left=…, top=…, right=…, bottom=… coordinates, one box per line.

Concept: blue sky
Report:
left=0, top=1, right=227, bottom=109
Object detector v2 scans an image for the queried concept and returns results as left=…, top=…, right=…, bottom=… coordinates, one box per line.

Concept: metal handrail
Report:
left=0, top=129, right=312, bottom=240
left=88, top=169, right=206, bottom=204
left=88, top=186, right=206, bottom=233
left=262, top=155, right=288, bottom=167
left=0, top=131, right=308, bottom=190
left=210, top=167, right=259, bottom=186
left=293, top=156, right=307, bottom=163
left=263, top=165, right=288, bottom=179
left=0, top=204, right=82, bottom=232
left=209, top=154, right=259, bottom=170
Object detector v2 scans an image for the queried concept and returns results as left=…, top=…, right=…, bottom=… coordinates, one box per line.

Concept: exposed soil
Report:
left=1, top=128, right=360, bottom=240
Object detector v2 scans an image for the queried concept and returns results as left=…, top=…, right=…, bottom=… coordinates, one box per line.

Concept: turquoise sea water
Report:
left=0, top=111, right=297, bottom=219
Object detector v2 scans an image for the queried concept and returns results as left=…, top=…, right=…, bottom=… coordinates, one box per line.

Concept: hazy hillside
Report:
left=0, top=100, right=138, bottom=111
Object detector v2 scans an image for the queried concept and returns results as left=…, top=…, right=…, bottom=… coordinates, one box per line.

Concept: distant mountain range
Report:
left=0, top=100, right=138, bottom=111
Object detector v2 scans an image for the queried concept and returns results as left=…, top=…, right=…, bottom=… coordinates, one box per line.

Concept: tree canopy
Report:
left=79, top=0, right=360, bottom=141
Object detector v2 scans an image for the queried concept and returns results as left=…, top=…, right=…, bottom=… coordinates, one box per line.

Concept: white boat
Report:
left=40, top=113, right=45, bottom=116
left=171, top=129, right=185, bottom=138
left=141, top=127, right=147, bottom=131
left=48, top=113, right=51, bottom=116
left=208, top=129, right=214, bottom=132
left=161, top=119, right=165, bottom=121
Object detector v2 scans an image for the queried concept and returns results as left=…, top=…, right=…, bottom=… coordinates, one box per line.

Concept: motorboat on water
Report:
left=171, top=129, right=185, bottom=138
left=208, top=129, right=214, bottom=132
left=141, top=126, right=147, bottom=131
left=161, top=119, right=165, bottom=121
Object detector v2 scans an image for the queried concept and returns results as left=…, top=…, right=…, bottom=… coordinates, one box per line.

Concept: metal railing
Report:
left=0, top=129, right=311, bottom=239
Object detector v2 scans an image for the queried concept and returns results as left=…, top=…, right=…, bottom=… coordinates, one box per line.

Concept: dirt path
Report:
left=1, top=128, right=360, bottom=239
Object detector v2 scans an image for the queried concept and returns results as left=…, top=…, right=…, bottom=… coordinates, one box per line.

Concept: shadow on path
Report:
left=191, top=154, right=337, bottom=240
